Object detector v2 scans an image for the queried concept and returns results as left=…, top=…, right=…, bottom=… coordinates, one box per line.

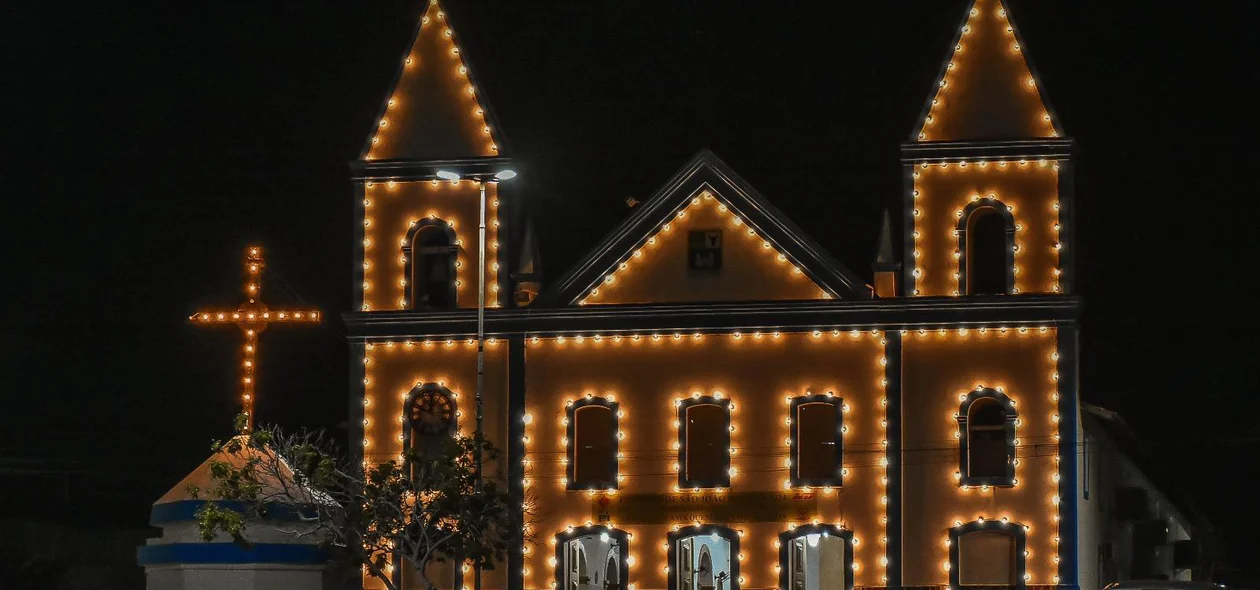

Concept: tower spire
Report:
left=910, top=0, right=1064, bottom=142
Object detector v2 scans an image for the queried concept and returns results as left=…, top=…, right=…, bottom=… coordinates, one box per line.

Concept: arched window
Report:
left=957, top=198, right=1015, bottom=296
left=778, top=525, right=853, bottom=590
left=404, top=219, right=458, bottom=309
left=677, top=397, right=731, bottom=489
left=405, top=383, right=458, bottom=460
left=956, top=387, right=1017, bottom=487
left=668, top=525, right=739, bottom=590
left=949, top=520, right=1027, bottom=588
left=566, top=397, right=620, bottom=490
left=554, top=526, right=630, bottom=590
left=789, top=394, right=844, bottom=487
left=401, top=383, right=462, bottom=590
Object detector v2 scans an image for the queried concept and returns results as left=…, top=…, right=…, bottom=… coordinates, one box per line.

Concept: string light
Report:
left=580, top=190, right=821, bottom=305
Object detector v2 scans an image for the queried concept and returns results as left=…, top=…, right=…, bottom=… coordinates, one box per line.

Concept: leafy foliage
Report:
left=190, top=419, right=522, bottom=590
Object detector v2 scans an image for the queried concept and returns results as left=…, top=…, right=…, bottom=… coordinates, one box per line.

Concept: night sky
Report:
left=5, top=0, right=1260, bottom=581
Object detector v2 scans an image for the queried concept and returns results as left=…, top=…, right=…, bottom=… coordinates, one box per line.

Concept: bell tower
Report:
left=350, top=0, right=516, bottom=315
left=900, top=0, right=1075, bottom=298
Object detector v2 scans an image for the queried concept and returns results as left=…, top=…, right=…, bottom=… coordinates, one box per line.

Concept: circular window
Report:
left=408, top=388, right=456, bottom=435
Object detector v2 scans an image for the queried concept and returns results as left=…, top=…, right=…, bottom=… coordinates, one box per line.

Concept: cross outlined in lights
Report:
left=190, top=246, right=320, bottom=432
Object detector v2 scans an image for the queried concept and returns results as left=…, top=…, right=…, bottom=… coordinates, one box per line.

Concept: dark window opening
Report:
left=967, top=399, right=1008, bottom=478
left=412, top=225, right=457, bottom=309
left=797, top=403, right=839, bottom=481
left=957, top=530, right=1017, bottom=586
left=574, top=405, right=615, bottom=487
left=688, top=229, right=724, bottom=271
left=686, top=404, right=728, bottom=484
left=967, top=207, right=1008, bottom=295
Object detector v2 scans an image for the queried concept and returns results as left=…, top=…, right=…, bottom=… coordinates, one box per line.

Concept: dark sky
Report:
left=4, top=0, right=1260, bottom=579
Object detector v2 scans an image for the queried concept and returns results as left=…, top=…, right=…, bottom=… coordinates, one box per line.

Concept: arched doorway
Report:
left=605, top=554, right=619, bottom=590
left=554, top=526, right=630, bottom=590
left=669, top=526, right=737, bottom=590
left=778, top=525, right=853, bottom=590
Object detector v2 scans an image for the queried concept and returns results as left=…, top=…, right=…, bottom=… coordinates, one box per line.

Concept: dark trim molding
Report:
left=666, top=525, right=740, bottom=590
left=507, top=337, right=526, bottom=590
left=343, top=296, right=1080, bottom=340
left=676, top=396, right=732, bottom=489
left=900, top=139, right=1075, bottom=163
left=777, top=524, right=854, bottom=590
left=788, top=394, right=844, bottom=487
left=402, top=217, right=459, bottom=311
left=137, top=542, right=328, bottom=566
left=540, top=149, right=870, bottom=305
left=1058, top=159, right=1076, bottom=295
left=948, top=519, right=1028, bottom=590
left=901, top=164, right=917, bottom=297
left=1057, top=328, right=1080, bottom=589
left=553, top=525, right=630, bottom=590
left=885, top=331, right=903, bottom=589
left=956, top=387, right=1018, bottom=488
left=350, top=157, right=517, bottom=182
left=348, top=341, right=366, bottom=499
left=956, top=197, right=1017, bottom=296
left=565, top=396, right=620, bottom=491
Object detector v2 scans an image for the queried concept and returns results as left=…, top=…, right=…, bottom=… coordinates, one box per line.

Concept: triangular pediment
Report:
left=541, top=150, right=870, bottom=306
left=361, top=0, right=505, bottom=160
left=911, top=0, right=1064, bottom=142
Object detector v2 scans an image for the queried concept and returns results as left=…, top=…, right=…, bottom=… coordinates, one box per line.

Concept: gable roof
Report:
left=909, top=0, right=1066, bottom=142
left=359, top=0, right=510, bottom=161
left=539, top=150, right=870, bottom=306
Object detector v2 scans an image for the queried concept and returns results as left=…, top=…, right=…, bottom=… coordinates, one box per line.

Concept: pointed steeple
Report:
left=361, top=0, right=505, bottom=160
left=513, top=215, right=542, bottom=306
left=872, top=209, right=901, bottom=298
left=875, top=209, right=897, bottom=267
left=911, top=0, right=1064, bottom=142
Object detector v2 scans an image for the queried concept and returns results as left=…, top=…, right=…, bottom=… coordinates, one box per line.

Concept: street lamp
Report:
left=434, top=167, right=515, bottom=590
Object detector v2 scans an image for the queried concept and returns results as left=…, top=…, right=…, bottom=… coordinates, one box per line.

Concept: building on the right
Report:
left=1079, top=404, right=1216, bottom=588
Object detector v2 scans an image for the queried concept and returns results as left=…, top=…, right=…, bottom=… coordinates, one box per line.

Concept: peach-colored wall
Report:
left=361, top=180, right=501, bottom=311
left=911, top=163, right=1061, bottom=296
left=916, top=0, right=1058, bottom=142
left=581, top=192, right=828, bottom=305
left=362, top=340, right=510, bottom=590
left=901, top=328, right=1061, bottom=587
left=522, top=332, right=889, bottom=590
left=364, top=1, right=499, bottom=160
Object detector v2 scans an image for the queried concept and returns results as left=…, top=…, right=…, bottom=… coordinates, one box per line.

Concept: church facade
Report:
left=343, top=1, right=1085, bottom=590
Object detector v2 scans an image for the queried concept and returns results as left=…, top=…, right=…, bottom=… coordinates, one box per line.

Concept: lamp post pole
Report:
left=436, top=167, right=511, bottom=590
left=474, top=177, right=488, bottom=590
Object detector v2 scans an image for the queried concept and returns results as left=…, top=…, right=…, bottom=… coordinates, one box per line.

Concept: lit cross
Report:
left=190, top=246, right=320, bottom=432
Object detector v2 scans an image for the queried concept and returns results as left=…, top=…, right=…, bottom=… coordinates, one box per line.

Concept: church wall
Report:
left=521, top=332, right=889, bottom=590
left=900, top=328, right=1061, bottom=587
left=580, top=191, right=829, bottom=305
left=910, top=163, right=1061, bottom=296
left=362, top=340, right=511, bottom=590
left=361, top=180, right=501, bottom=311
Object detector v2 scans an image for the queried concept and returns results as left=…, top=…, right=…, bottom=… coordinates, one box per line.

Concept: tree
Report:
left=190, top=417, right=522, bottom=590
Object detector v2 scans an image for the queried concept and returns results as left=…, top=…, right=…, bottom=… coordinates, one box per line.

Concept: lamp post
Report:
left=436, top=167, right=515, bottom=590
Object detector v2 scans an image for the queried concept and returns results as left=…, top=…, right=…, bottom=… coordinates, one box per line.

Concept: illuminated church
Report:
left=340, top=1, right=1196, bottom=590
